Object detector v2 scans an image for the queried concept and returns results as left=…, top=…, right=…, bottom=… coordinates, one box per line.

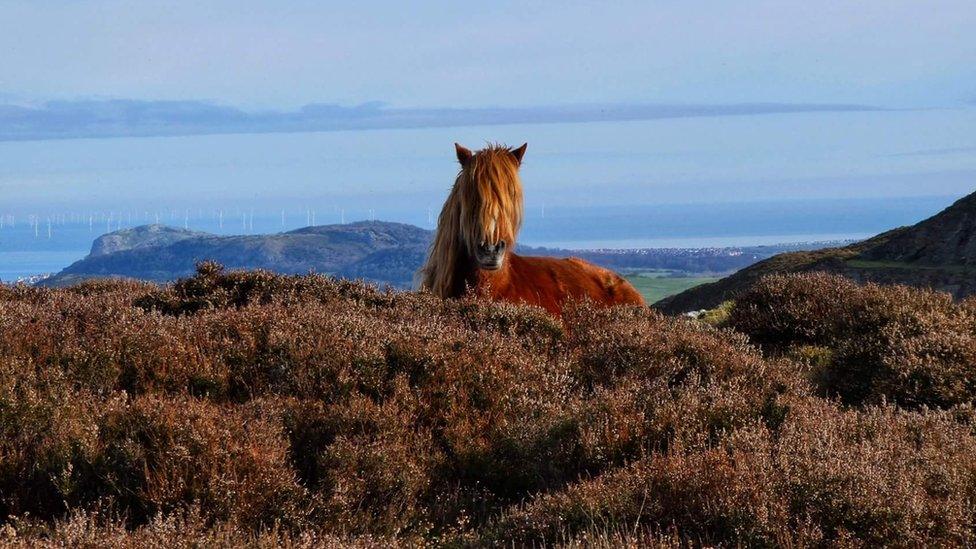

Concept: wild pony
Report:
left=418, top=142, right=645, bottom=316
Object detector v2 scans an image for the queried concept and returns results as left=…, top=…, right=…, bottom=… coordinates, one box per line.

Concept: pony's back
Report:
left=480, top=254, right=645, bottom=316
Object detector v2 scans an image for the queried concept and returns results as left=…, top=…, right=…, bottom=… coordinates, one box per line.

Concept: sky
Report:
left=1, top=0, right=974, bottom=110
left=0, top=0, right=975, bottom=235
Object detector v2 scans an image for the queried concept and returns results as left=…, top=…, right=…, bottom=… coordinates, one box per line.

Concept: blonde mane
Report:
left=419, top=144, right=525, bottom=297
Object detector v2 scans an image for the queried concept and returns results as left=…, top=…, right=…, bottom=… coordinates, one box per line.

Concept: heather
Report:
left=728, top=272, right=976, bottom=409
left=1, top=265, right=976, bottom=546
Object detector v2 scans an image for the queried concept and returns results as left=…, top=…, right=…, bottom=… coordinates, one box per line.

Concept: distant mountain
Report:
left=39, top=220, right=851, bottom=290
left=656, top=191, right=976, bottom=314
left=41, top=221, right=432, bottom=288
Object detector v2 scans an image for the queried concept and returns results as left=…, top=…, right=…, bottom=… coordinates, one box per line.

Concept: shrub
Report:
left=729, top=273, right=976, bottom=408
left=1, top=267, right=976, bottom=545
left=0, top=375, right=308, bottom=529
left=494, top=397, right=976, bottom=546
left=726, top=273, right=863, bottom=347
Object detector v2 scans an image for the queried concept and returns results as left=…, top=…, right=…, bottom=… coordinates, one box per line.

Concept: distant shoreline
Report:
left=0, top=100, right=886, bottom=143
left=0, top=232, right=859, bottom=285
left=530, top=235, right=866, bottom=251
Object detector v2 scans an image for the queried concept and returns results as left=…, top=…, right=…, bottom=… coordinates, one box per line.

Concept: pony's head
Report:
left=419, top=142, right=527, bottom=296
left=453, top=142, right=526, bottom=270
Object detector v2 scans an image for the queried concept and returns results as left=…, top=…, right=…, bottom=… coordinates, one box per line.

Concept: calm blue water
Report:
left=1, top=108, right=974, bottom=280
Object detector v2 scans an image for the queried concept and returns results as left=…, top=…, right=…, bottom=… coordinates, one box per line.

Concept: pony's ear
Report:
left=455, top=143, right=473, bottom=166
left=510, top=143, right=527, bottom=165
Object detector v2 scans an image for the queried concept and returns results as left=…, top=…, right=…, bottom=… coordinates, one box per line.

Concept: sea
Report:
left=1, top=107, right=974, bottom=281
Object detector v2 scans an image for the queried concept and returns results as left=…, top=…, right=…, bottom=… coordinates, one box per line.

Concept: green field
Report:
left=626, top=274, right=720, bottom=304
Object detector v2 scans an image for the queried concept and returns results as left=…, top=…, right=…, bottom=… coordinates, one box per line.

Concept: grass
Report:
left=625, top=273, right=719, bottom=304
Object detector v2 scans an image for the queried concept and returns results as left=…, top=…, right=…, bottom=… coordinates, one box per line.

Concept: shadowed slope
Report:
left=657, top=191, right=976, bottom=314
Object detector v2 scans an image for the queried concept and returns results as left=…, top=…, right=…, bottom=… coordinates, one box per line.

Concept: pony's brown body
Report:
left=420, top=143, right=645, bottom=316
left=462, top=254, right=644, bottom=316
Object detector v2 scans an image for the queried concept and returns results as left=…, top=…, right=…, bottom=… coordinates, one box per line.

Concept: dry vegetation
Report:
left=1, top=264, right=976, bottom=547
left=728, top=272, right=976, bottom=409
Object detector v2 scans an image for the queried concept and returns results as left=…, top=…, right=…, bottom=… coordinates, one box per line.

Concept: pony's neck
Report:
left=457, top=250, right=513, bottom=298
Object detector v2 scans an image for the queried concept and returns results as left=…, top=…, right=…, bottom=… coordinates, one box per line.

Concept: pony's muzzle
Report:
left=475, top=241, right=506, bottom=270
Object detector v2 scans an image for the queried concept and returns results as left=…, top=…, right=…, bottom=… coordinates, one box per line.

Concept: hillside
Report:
left=40, top=221, right=431, bottom=288
left=2, top=266, right=976, bottom=546
left=657, top=191, right=976, bottom=314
